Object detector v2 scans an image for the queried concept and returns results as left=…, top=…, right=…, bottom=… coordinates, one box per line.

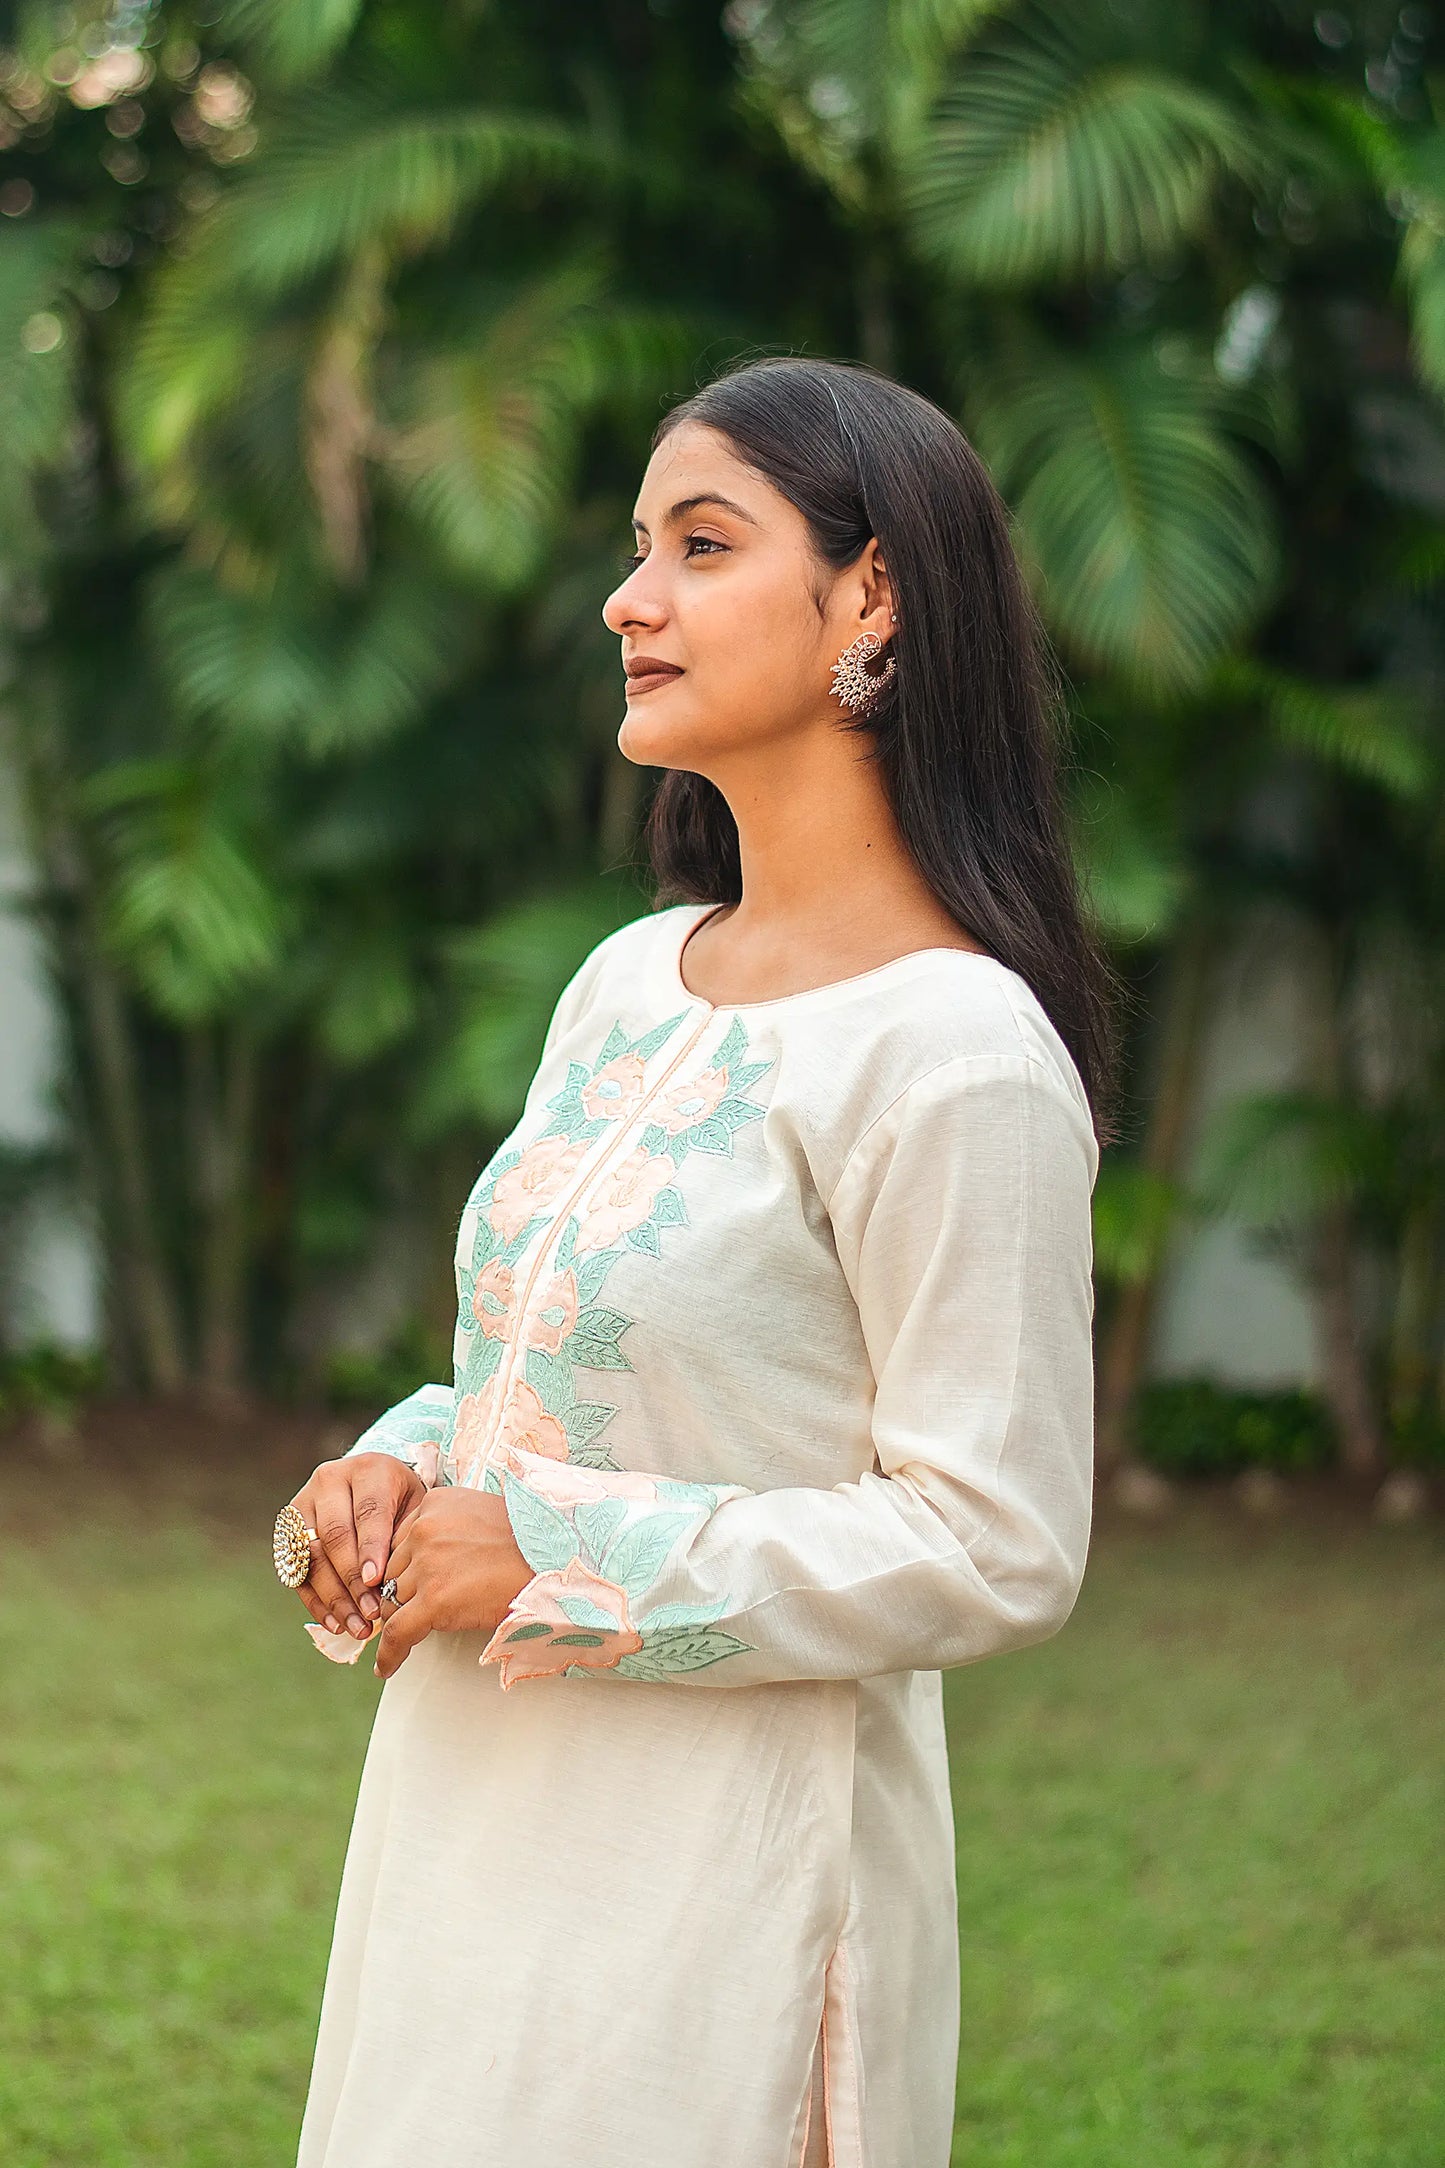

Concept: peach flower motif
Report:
left=580, top=1052, right=647, bottom=1123
left=490, top=1379, right=570, bottom=1467
left=520, top=1266, right=579, bottom=1357
left=413, top=1439, right=442, bottom=1489
left=471, top=1257, right=517, bottom=1342
left=489, top=1133, right=590, bottom=1242
left=497, top=1445, right=662, bottom=1507
left=655, top=1063, right=729, bottom=1137
left=574, top=1146, right=676, bottom=1255
left=479, top=1554, right=643, bottom=1689
left=447, top=1382, right=498, bottom=1485
left=304, top=1617, right=381, bottom=1664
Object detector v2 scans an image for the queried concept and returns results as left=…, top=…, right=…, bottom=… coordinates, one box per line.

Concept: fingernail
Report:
left=325, top=1615, right=339, bottom=1633
left=359, top=1593, right=379, bottom=1619
left=362, top=1560, right=379, bottom=1582
left=348, top=1616, right=367, bottom=1637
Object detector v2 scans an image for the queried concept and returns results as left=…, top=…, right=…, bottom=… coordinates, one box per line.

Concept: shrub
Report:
left=1132, top=1378, right=1337, bottom=1478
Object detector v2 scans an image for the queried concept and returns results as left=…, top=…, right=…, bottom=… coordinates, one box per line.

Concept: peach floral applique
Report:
left=479, top=1555, right=643, bottom=1689
left=519, top=1266, right=579, bottom=1356
left=471, top=1258, right=517, bottom=1341
left=574, top=1145, right=677, bottom=1255
left=489, top=1134, right=590, bottom=1242
left=580, top=1051, right=648, bottom=1123
left=655, top=1063, right=729, bottom=1136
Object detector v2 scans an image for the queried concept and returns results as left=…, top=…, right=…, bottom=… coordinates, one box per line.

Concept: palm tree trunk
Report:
left=1310, top=928, right=1384, bottom=1479
left=78, top=938, right=189, bottom=1393
left=188, top=1023, right=261, bottom=1406
left=1095, top=917, right=1216, bottom=1475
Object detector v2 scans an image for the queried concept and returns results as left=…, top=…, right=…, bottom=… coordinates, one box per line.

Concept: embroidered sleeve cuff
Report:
left=341, top=1382, right=454, bottom=1490
left=477, top=1445, right=754, bottom=1689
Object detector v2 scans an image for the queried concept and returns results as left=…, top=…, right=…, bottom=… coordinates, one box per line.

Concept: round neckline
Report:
left=661, top=901, right=1007, bottom=1018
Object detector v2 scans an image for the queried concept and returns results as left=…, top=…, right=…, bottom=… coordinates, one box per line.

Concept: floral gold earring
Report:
left=830, top=631, right=897, bottom=716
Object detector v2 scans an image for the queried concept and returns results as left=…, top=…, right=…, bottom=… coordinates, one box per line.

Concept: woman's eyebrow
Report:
left=630, top=493, right=760, bottom=535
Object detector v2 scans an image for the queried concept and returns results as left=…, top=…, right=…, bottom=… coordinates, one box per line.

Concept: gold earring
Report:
left=830, top=632, right=896, bottom=716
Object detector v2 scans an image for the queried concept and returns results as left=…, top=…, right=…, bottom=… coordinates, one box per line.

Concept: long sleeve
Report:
left=477, top=1050, right=1099, bottom=1690
left=343, top=1380, right=455, bottom=1490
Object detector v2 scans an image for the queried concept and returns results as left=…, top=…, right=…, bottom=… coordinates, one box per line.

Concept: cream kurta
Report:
left=295, top=899, right=1100, bottom=2168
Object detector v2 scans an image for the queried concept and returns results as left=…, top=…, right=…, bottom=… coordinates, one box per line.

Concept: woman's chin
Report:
left=617, top=702, right=700, bottom=768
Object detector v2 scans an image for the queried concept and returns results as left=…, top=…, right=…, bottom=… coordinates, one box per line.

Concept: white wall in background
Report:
left=1147, top=910, right=1319, bottom=1386
left=0, top=731, right=102, bottom=1349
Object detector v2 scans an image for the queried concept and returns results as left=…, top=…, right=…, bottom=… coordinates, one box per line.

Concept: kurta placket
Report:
left=295, top=900, right=1100, bottom=2168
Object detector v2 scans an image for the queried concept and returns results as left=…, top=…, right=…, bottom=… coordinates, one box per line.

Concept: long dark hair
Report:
left=639, top=353, right=1124, bottom=1148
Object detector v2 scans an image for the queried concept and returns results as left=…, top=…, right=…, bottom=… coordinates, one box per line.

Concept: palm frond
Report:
left=966, top=331, right=1278, bottom=693
left=383, top=262, right=701, bottom=588
left=144, top=556, right=483, bottom=758
left=78, top=759, right=289, bottom=1023
left=1211, top=659, right=1434, bottom=802
left=221, top=0, right=366, bottom=87
left=1192, top=1090, right=1393, bottom=1224
left=904, top=2, right=1267, bottom=285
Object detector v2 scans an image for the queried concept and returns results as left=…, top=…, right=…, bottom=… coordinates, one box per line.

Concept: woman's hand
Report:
left=372, top=1487, right=532, bottom=1680
left=286, top=1451, right=426, bottom=1643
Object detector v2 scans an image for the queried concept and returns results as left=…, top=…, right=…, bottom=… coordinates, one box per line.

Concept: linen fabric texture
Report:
left=295, top=900, right=1100, bottom=2168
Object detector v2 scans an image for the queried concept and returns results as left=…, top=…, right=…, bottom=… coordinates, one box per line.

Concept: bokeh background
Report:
left=1, top=2, right=1442, bottom=2163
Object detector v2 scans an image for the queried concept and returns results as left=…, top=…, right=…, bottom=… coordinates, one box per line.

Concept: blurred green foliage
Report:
left=0, top=0, right=1443, bottom=1484
left=1132, top=1376, right=1339, bottom=1477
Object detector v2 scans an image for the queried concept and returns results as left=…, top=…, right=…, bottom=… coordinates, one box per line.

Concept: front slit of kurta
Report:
left=295, top=900, right=1100, bottom=2168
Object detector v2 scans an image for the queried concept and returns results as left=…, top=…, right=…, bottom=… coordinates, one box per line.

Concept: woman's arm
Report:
left=475, top=1052, right=1099, bottom=1689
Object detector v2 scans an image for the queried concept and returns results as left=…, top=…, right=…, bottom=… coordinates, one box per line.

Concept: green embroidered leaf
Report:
left=504, top=1621, right=554, bottom=1643
left=579, top=1305, right=630, bottom=1344
left=594, top=1022, right=629, bottom=1068
left=655, top=1477, right=721, bottom=1510
left=482, top=1466, right=504, bottom=1494
left=626, top=1220, right=661, bottom=1255
left=565, top=1399, right=615, bottom=1446
left=502, top=1472, right=582, bottom=1575
left=557, top=1592, right=622, bottom=1630
left=524, top=1348, right=571, bottom=1406
left=599, top=1510, right=695, bottom=1597
left=714, top=1017, right=746, bottom=1069
left=685, top=1115, right=734, bottom=1155
left=713, top=1097, right=765, bottom=1133
left=551, top=1631, right=609, bottom=1647
left=651, top=1186, right=687, bottom=1226
left=573, top=1497, right=629, bottom=1565
left=730, top=1058, right=773, bottom=1095
left=573, top=1251, right=615, bottom=1304
left=565, top=1333, right=633, bottom=1372
left=614, top=1627, right=753, bottom=1680
left=633, top=1011, right=690, bottom=1061
left=644, top=1598, right=730, bottom=1629
left=639, top=1122, right=668, bottom=1154
left=569, top=1443, right=621, bottom=1469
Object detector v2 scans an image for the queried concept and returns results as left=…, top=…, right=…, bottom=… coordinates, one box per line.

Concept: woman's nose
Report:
left=602, top=569, right=665, bottom=636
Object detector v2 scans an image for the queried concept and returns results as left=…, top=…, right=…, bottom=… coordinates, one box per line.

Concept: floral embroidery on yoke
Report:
left=440, top=1008, right=774, bottom=1686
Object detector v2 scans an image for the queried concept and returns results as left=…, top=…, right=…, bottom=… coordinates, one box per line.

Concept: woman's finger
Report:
left=286, top=1482, right=371, bottom=1637
left=373, top=1578, right=430, bottom=1680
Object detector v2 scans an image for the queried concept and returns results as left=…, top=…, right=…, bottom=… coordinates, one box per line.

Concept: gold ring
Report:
left=273, top=1502, right=314, bottom=1589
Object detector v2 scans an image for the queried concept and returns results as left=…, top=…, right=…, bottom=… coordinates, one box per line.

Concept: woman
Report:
left=281, top=355, right=1119, bottom=2168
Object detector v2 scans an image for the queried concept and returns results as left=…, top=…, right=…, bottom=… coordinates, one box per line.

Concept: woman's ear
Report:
left=858, top=538, right=897, bottom=640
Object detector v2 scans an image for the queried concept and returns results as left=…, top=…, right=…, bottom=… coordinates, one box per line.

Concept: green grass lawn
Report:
left=1, top=1448, right=1440, bottom=2167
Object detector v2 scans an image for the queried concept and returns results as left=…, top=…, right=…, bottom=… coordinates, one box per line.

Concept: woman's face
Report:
left=602, top=421, right=891, bottom=772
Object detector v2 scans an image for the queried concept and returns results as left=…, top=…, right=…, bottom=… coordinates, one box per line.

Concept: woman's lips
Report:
left=624, top=659, right=683, bottom=697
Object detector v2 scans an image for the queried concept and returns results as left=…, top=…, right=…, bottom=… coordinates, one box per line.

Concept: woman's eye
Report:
left=620, top=550, right=646, bottom=572
left=684, top=534, right=726, bottom=559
